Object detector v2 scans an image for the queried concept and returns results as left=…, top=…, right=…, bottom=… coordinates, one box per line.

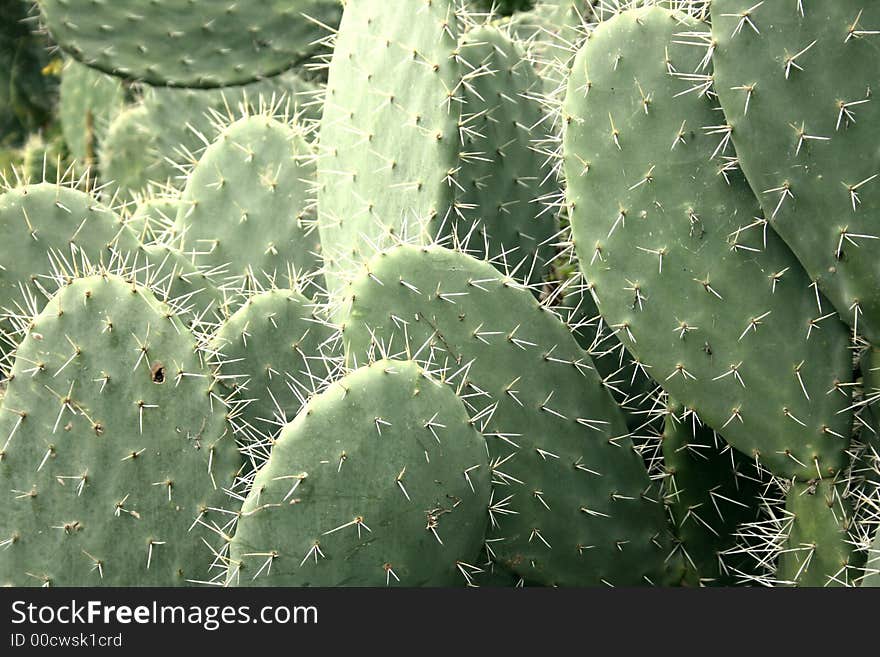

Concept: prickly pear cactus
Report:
left=342, top=244, right=680, bottom=586
left=777, top=479, right=856, bottom=587
left=59, top=59, right=125, bottom=167
left=317, top=0, right=464, bottom=299
left=209, top=288, right=338, bottom=442
left=711, top=0, right=880, bottom=343
left=0, top=275, right=242, bottom=585
left=227, top=359, right=490, bottom=586
left=562, top=6, right=853, bottom=480
left=0, top=183, right=141, bottom=355
left=36, top=0, right=342, bottom=88
left=174, top=114, right=322, bottom=288
left=457, top=25, right=557, bottom=281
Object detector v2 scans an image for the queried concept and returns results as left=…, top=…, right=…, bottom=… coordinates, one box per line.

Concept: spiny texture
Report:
left=558, top=281, right=661, bottom=433
left=506, top=1, right=586, bottom=69
left=457, top=26, right=557, bottom=282
left=662, top=402, right=763, bottom=585
left=317, top=0, right=464, bottom=300
left=342, top=244, right=679, bottom=586
left=209, top=289, right=337, bottom=442
left=139, top=244, right=226, bottom=328
left=712, top=0, right=880, bottom=343
left=174, top=115, right=322, bottom=289
left=777, top=479, right=855, bottom=587
left=0, top=275, right=242, bottom=586
left=59, top=59, right=125, bottom=167
left=0, top=184, right=140, bottom=355
left=36, top=0, right=342, bottom=88
left=563, top=6, right=853, bottom=480
left=127, top=192, right=179, bottom=244
left=228, top=359, right=490, bottom=586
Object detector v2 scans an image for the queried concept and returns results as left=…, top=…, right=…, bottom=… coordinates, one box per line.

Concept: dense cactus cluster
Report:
left=2, top=0, right=880, bottom=587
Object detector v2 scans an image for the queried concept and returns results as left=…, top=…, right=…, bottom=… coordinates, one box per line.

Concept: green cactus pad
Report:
left=228, top=359, right=490, bottom=586
left=342, top=244, right=679, bottom=586
left=174, top=115, right=322, bottom=288
left=59, top=59, right=125, bottom=167
left=777, top=479, right=855, bottom=587
left=457, top=25, right=557, bottom=282
left=662, top=401, right=763, bottom=585
left=0, top=274, right=242, bottom=585
left=36, top=0, right=342, bottom=88
left=317, top=0, right=464, bottom=299
left=0, top=183, right=141, bottom=353
left=711, top=0, right=880, bottom=343
left=562, top=6, right=853, bottom=480
left=209, top=288, right=338, bottom=442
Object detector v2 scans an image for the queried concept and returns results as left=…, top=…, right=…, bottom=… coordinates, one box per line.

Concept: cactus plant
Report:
left=100, top=72, right=319, bottom=200
left=317, top=0, right=465, bottom=300
left=19, top=131, right=68, bottom=184
left=3, top=0, right=880, bottom=590
left=227, top=359, right=491, bottom=586
left=35, top=0, right=342, bottom=88
left=173, top=114, right=322, bottom=291
left=126, top=189, right=179, bottom=244
left=776, top=479, right=856, bottom=587
left=341, top=244, right=680, bottom=586
left=562, top=5, right=853, bottom=481
left=98, top=105, right=163, bottom=198
left=0, top=274, right=242, bottom=585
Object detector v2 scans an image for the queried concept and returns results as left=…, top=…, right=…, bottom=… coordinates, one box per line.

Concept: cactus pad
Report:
left=228, top=359, right=490, bottom=586
left=175, top=114, right=322, bottom=288
left=712, top=0, right=880, bottom=343
left=0, top=274, right=241, bottom=585
left=563, top=6, right=853, bottom=480
left=36, top=0, right=342, bottom=88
